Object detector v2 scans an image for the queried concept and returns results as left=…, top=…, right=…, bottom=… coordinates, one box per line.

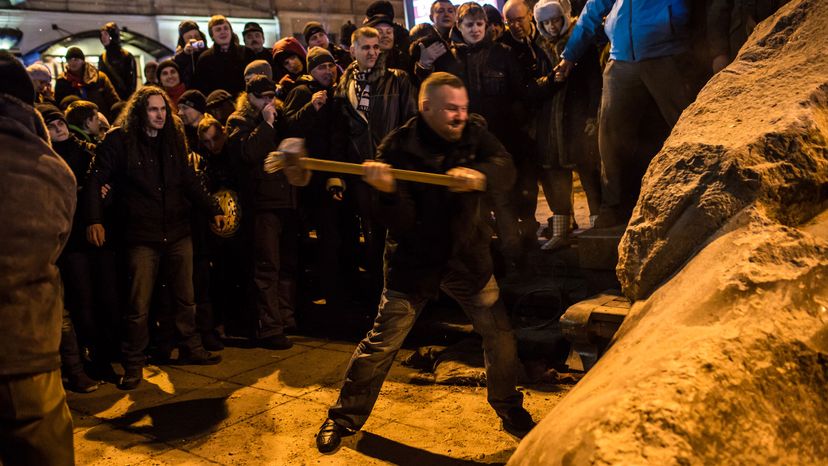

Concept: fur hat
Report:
left=27, top=63, right=52, bottom=83
left=534, top=0, right=572, bottom=40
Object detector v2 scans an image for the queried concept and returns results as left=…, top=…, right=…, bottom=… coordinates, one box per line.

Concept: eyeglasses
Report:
left=505, top=16, right=527, bottom=26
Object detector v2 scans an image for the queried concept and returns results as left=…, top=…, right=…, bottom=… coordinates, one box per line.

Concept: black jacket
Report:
left=174, top=48, right=205, bottom=88
left=195, top=44, right=247, bottom=97
left=244, top=47, right=274, bottom=67
left=99, top=46, right=137, bottom=100
left=84, top=126, right=219, bottom=244
left=226, top=94, right=297, bottom=211
left=375, top=114, right=515, bottom=297
left=0, top=94, right=75, bottom=376
left=332, top=62, right=416, bottom=164
left=53, top=135, right=96, bottom=253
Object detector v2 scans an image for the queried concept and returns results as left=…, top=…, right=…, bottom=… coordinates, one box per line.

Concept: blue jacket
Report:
left=563, top=0, right=690, bottom=63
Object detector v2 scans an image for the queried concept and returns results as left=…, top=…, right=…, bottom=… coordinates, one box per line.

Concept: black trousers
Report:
left=253, top=209, right=299, bottom=338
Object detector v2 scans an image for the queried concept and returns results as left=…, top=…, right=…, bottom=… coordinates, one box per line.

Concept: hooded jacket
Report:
left=225, top=93, right=297, bottom=211
left=272, top=37, right=308, bottom=83
left=374, top=114, right=515, bottom=297
left=0, top=94, right=76, bottom=376
left=332, top=61, right=416, bottom=164
left=563, top=0, right=690, bottom=63
left=54, top=63, right=121, bottom=120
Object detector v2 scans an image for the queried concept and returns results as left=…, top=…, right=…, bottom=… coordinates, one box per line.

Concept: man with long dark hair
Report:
left=84, top=87, right=225, bottom=390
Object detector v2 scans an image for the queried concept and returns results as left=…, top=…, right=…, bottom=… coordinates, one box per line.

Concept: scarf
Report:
left=165, top=82, right=187, bottom=105
left=353, top=67, right=372, bottom=115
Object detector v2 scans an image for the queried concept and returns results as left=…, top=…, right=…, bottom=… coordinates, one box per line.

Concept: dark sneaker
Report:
left=66, top=372, right=100, bottom=393
left=118, top=366, right=143, bottom=391
left=499, top=407, right=536, bottom=438
left=178, top=349, right=222, bottom=365
left=202, top=332, right=225, bottom=351
left=259, top=334, right=293, bottom=350
left=316, top=419, right=355, bottom=453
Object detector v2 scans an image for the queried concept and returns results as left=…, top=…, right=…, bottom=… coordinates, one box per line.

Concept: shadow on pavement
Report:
left=108, top=396, right=230, bottom=442
left=353, top=431, right=513, bottom=466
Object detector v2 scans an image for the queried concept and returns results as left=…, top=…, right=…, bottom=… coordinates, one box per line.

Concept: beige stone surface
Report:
left=68, top=339, right=570, bottom=465
left=509, top=1, right=828, bottom=464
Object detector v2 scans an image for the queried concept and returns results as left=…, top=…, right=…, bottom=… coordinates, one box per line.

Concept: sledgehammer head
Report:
left=263, top=137, right=311, bottom=186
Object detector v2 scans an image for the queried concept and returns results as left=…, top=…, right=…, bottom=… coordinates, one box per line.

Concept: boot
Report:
left=541, top=215, right=572, bottom=251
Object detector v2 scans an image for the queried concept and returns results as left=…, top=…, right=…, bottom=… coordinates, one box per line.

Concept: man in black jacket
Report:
left=226, top=76, right=300, bottom=350
left=333, top=26, right=417, bottom=297
left=285, top=47, right=360, bottom=310
left=417, top=2, right=559, bottom=276
left=316, top=72, right=536, bottom=453
left=195, top=15, right=247, bottom=97
left=303, top=22, right=352, bottom=71
left=85, top=87, right=224, bottom=390
left=98, top=22, right=137, bottom=101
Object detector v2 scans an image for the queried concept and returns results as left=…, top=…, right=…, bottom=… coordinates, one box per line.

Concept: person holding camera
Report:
left=195, top=15, right=247, bottom=97
left=174, top=20, right=209, bottom=89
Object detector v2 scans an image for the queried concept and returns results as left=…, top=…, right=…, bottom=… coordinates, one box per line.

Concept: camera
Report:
left=191, top=39, right=205, bottom=49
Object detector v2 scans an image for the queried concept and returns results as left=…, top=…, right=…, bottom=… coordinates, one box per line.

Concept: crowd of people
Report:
left=0, top=0, right=789, bottom=460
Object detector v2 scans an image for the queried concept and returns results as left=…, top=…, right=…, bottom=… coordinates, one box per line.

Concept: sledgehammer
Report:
left=263, top=138, right=486, bottom=191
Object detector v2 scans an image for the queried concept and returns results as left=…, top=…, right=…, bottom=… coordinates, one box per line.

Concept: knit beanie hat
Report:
left=534, top=0, right=572, bottom=40
left=156, top=59, right=179, bottom=80
left=65, top=46, right=85, bottom=61
left=303, top=22, right=326, bottom=44
left=306, top=47, right=335, bottom=72
left=206, top=89, right=233, bottom=108
left=27, top=63, right=52, bottom=82
left=179, top=89, right=207, bottom=114
left=244, top=59, right=273, bottom=81
left=36, top=103, right=65, bottom=125
left=0, top=51, right=36, bottom=105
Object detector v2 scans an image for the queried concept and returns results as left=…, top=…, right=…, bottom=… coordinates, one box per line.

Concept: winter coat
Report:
left=534, top=28, right=603, bottom=169
left=54, top=63, right=120, bottom=120
left=84, top=126, right=219, bottom=244
left=174, top=47, right=205, bottom=89
left=272, top=37, right=308, bottom=83
left=99, top=46, right=137, bottom=100
left=707, top=0, right=788, bottom=59
left=244, top=47, right=274, bottom=67
left=194, top=43, right=247, bottom=97
left=52, top=135, right=96, bottom=253
left=332, top=61, right=417, bottom=164
left=563, top=0, right=691, bottom=63
left=225, top=93, right=297, bottom=211
left=374, top=114, right=515, bottom=297
left=0, top=94, right=76, bottom=376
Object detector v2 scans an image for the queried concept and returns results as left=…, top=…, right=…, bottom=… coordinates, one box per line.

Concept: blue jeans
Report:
left=124, top=237, right=202, bottom=367
left=328, top=273, right=523, bottom=429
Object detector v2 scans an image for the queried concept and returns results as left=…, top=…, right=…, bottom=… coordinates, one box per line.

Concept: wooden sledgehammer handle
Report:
left=301, top=158, right=461, bottom=188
